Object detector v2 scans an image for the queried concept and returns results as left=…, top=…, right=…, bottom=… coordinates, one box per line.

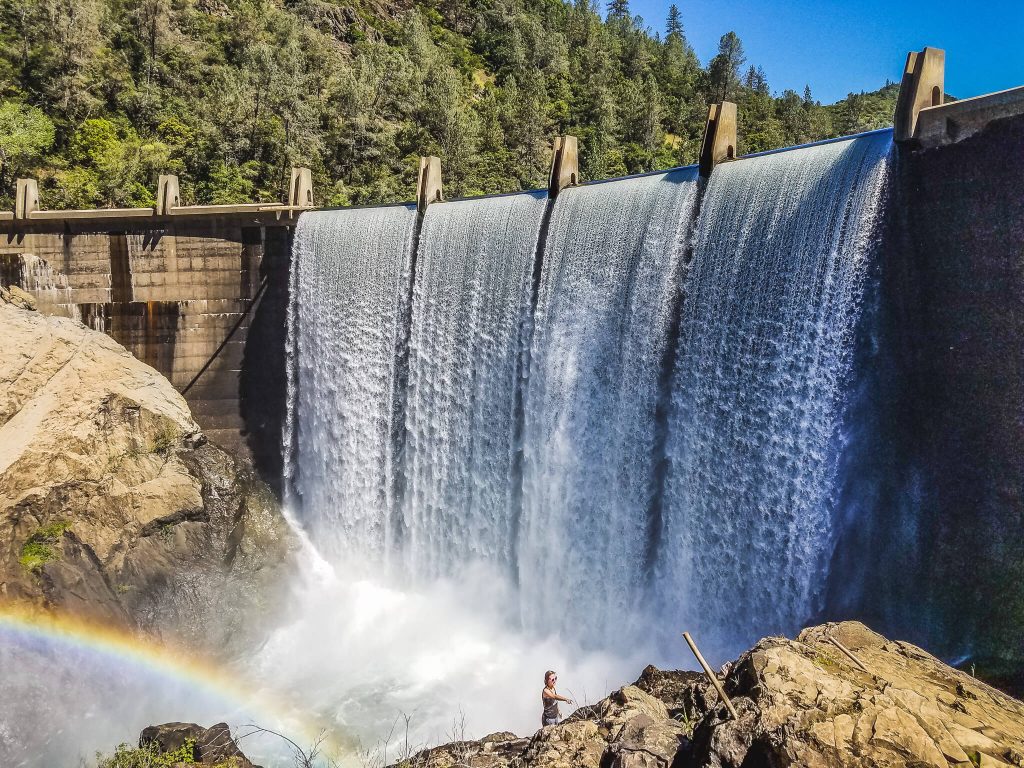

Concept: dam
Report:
left=3, top=48, right=1024, bottom=668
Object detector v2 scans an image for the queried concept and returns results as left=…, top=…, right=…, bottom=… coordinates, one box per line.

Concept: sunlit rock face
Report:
left=0, top=291, right=295, bottom=653
left=388, top=621, right=1024, bottom=768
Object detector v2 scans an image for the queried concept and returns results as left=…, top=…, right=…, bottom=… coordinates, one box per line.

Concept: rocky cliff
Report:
left=395, top=621, right=1024, bottom=768
left=0, top=286, right=295, bottom=654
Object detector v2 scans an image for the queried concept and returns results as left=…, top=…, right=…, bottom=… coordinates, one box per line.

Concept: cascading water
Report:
left=285, top=205, right=418, bottom=564
left=403, top=191, right=548, bottom=579
left=657, top=130, right=892, bottom=658
left=519, top=168, right=701, bottom=648
left=278, top=134, right=896, bottom=746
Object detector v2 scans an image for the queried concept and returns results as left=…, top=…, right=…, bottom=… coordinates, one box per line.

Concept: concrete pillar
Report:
left=894, top=47, right=945, bottom=143
left=699, top=102, right=737, bottom=178
left=417, top=156, right=442, bottom=213
left=548, top=136, right=579, bottom=197
left=15, top=178, right=39, bottom=219
left=289, top=167, right=314, bottom=208
left=156, top=175, right=180, bottom=215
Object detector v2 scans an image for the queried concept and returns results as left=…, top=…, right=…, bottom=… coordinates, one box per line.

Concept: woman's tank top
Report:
left=542, top=688, right=560, bottom=719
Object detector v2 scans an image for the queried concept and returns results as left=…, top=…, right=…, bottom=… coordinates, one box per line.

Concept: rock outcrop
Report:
left=691, top=621, right=1024, bottom=768
left=139, top=722, right=257, bottom=767
left=0, top=291, right=295, bottom=654
left=392, top=621, right=1024, bottom=768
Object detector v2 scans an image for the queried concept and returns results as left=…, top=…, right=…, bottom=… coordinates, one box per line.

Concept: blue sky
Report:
left=624, top=0, right=1024, bottom=103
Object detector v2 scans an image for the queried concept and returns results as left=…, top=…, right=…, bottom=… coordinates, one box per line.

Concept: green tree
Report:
left=708, top=31, right=745, bottom=103
left=607, top=0, right=630, bottom=21
left=665, top=5, right=683, bottom=41
left=0, top=101, right=55, bottom=188
left=0, top=0, right=899, bottom=209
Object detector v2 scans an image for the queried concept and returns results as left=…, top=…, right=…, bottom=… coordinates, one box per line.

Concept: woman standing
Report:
left=541, top=670, right=574, bottom=727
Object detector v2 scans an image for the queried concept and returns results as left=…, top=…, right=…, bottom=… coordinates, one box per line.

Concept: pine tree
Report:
left=708, top=31, right=746, bottom=103
left=666, top=5, right=683, bottom=41
left=744, top=65, right=769, bottom=95
left=607, top=0, right=630, bottom=21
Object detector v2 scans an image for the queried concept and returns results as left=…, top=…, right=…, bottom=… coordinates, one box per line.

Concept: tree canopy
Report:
left=0, top=0, right=899, bottom=209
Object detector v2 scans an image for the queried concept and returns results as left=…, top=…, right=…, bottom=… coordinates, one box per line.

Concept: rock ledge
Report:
left=393, top=621, right=1024, bottom=768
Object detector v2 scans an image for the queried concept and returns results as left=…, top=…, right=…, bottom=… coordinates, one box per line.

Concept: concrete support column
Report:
left=289, top=167, right=314, bottom=209
left=156, top=175, right=180, bottom=215
left=699, top=102, right=737, bottom=178
left=417, top=157, right=443, bottom=213
left=895, top=47, right=945, bottom=143
left=15, top=178, right=39, bottom=220
left=548, top=136, right=579, bottom=197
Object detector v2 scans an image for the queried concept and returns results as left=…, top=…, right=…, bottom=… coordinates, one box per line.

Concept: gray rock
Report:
left=140, top=721, right=256, bottom=766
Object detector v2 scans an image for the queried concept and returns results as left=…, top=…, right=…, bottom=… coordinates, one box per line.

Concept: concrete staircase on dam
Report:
left=2, top=47, right=1022, bottom=494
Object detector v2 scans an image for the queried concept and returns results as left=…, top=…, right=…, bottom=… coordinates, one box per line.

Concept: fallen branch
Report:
left=683, top=632, right=738, bottom=721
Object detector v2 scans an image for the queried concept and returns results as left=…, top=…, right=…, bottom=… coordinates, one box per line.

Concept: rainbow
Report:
left=0, top=601, right=350, bottom=760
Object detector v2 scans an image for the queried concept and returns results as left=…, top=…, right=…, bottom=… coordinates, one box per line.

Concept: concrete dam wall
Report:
left=0, top=221, right=292, bottom=488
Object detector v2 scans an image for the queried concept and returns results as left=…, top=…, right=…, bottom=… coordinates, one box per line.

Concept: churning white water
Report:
left=657, top=131, right=892, bottom=658
left=519, top=168, right=701, bottom=648
left=274, top=194, right=640, bottom=757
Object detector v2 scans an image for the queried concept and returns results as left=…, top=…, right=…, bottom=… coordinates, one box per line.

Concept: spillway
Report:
left=519, top=167, right=701, bottom=647
left=286, top=134, right=894, bottom=660
left=285, top=205, right=418, bottom=564
left=403, top=191, right=548, bottom=579
left=657, top=131, right=892, bottom=656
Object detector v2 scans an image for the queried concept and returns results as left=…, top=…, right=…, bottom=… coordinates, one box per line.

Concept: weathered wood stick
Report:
left=683, top=632, right=739, bottom=721
left=828, top=635, right=870, bottom=674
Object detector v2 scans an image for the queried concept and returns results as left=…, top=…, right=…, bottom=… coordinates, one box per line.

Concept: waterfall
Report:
left=286, top=136, right=893, bottom=659
left=403, top=191, right=548, bottom=579
left=285, top=205, right=418, bottom=564
left=519, top=168, right=701, bottom=647
left=657, top=131, right=892, bottom=658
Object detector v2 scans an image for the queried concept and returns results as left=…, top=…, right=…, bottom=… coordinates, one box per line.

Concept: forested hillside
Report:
left=0, top=0, right=899, bottom=209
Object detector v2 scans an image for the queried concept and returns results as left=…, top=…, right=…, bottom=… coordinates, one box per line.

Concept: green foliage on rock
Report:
left=96, top=739, right=196, bottom=767
left=18, top=520, right=71, bottom=571
left=0, top=0, right=899, bottom=209
left=95, top=738, right=250, bottom=767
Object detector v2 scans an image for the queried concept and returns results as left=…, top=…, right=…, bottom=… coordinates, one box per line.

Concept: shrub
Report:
left=18, top=521, right=72, bottom=572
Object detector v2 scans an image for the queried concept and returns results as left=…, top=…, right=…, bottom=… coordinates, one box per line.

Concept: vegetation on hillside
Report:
left=0, top=0, right=899, bottom=209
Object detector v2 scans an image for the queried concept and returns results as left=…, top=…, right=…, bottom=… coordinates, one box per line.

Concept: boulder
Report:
left=0, top=293, right=296, bottom=654
left=690, top=621, right=1024, bottom=768
left=633, top=664, right=706, bottom=720
left=140, top=722, right=256, bottom=766
left=521, top=719, right=607, bottom=768
left=0, top=285, right=36, bottom=311
left=401, top=732, right=530, bottom=768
